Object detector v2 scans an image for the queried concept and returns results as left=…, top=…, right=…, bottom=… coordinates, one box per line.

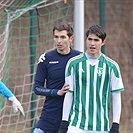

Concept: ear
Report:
left=102, top=39, right=106, bottom=46
left=70, top=35, right=74, bottom=42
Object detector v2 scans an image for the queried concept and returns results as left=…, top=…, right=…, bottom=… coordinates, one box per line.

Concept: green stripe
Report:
left=102, top=66, right=110, bottom=131
left=88, top=65, right=94, bottom=130
left=112, top=66, right=119, bottom=78
left=100, top=54, right=120, bottom=78
left=68, top=90, right=73, bottom=93
left=80, top=60, right=87, bottom=129
left=111, top=88, right=124, bottom=92
left=72, top=63, right=80, bottom=126
left=96, top=61, right=103, bottom=130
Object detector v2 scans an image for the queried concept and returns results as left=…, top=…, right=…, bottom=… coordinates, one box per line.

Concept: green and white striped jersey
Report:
left=65, top=52, right=124, bottom=131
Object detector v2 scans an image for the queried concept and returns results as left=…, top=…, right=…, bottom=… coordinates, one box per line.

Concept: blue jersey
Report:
left=0, top=80, right=14, bottom=98
left=34, top=48, right=81, bottom=131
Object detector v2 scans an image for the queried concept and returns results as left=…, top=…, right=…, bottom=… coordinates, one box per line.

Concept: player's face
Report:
left=54, top=30, right=73, bottom=54
left=86, top=33, right=105, bottom=57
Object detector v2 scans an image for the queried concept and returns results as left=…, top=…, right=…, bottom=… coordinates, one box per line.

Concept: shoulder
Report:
left=67, top=52, right=85, bottom=65
left=70, top=49, right=81, bottom=54
left=45, top=49, right=57, bottom=56
left=38, top=49, right=57, bottom=63
left=100, top=54, right=120, bottom=69
left=65, top=53, right=85, bottom=72
left=40, top=49, right=57, bottom=58
left=70, top=49, right=82, bottom=56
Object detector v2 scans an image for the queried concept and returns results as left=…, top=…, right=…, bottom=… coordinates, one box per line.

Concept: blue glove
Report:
left=58, top=120, right=69, bottom=133
left=110, top=122, right=119, bottom=133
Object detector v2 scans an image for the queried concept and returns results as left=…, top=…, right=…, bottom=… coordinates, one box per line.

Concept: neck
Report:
left=86, top=50, right=101, bottom=58
left=86, top=51, right=101, bottom=58
left=57, top=47, right=70, bottom=55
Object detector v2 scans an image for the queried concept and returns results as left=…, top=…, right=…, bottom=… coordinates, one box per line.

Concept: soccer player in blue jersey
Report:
left=0, top=80, right=25, bottom=116
left=33, top=22, right=81, bottom=133
left=58, top=25, right=124, bottom=133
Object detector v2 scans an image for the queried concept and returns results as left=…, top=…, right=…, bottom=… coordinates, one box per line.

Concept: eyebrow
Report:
left=88, top=38, right=99, bottom=41
left=54, top=35, right=67, bottom=39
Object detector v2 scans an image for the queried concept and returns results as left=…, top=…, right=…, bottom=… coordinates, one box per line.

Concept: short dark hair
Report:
left=86, top=25, right=106, bottom=42
left=53, top=22, right=73, bottom=38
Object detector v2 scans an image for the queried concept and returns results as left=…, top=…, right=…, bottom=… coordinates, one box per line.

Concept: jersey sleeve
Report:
left=34, top=53, right=58, bottom=96
left=65, top=69, right=74, bottom=92
left=62, top=91, right=73, bottom=121
left=0, top=81, right=14, bottom=98
left=65, top=60, right=75, bottom=92
left=35, top=53, right=47, bottom=83
left=110, top=65, right=124, bottom=92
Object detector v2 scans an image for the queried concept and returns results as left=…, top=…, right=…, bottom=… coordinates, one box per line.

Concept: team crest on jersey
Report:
left=97, top=67, right=103, bottom=76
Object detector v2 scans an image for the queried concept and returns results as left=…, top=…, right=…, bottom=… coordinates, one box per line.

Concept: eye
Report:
left=60, top=36, right=66, bottom=39
left=94, top=39, right=99, bottom=42
left=54, top=35, right=58, bottom=39
left=88, top=38, right=92, bottom=41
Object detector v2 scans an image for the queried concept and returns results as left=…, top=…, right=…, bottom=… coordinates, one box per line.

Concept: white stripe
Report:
left=93, top=63, right=99, bottom=130
left=69, top=69, right=75, bottom=125
left=84, top=60, right=90, bottom=129
left=77, top=62, right=83, bottom=127
left=100, top=63, right=106, bottom=131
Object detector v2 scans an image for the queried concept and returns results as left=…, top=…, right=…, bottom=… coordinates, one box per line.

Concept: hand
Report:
left=38, top=53, right=45, bottom=63
left=58, top=120, right=69, bottom=133
left=110, top=122, right=119, bottom=133
left=8, top=96, right=25, bottom=116
left=57, top=84, right=69, bottom=96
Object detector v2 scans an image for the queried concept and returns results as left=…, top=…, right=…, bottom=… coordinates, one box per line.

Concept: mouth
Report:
left=90, top=47, right=95, bottom=50
left=57, top=45, right=62, bottom=48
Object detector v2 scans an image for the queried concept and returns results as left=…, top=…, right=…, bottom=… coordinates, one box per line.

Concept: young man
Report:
left=33, top=22, right=81, bottom=133
left=58, top=25, right=124, bottom=133
left=0, top=80, right=25, bottom=116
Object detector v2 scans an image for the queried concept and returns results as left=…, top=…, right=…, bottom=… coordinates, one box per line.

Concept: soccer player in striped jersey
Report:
left=33, top=22, right=81, bottom=133
left=58, top=25, right=124, bottom=133
left=0, top=80, right=25, bottom=116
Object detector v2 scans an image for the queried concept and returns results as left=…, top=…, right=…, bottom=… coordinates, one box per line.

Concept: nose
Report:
left=90, top=40, right=95, bottom=45
left=57, top=37, right=62, bottom=42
